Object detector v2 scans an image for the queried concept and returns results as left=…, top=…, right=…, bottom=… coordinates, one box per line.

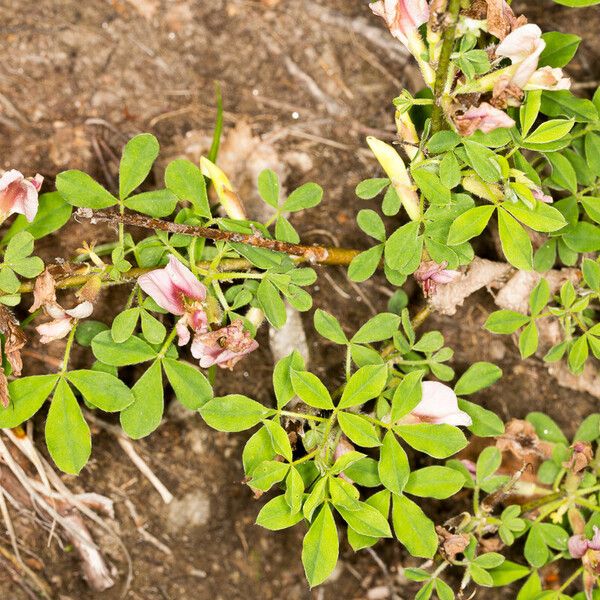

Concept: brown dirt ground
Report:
left=1, top=0, right=600, bottom=598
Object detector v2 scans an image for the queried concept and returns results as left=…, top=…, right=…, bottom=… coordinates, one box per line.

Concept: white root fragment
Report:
left=429, top=258, right=513, bottom=316
left=0, top=431, right=118, bottom=592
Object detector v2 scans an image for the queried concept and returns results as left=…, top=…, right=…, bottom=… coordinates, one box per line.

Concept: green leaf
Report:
left=563, top=221, right=600, bottom=252
left=249, top=460, right=289, bottom=492
left=0, top=268, right=20, bottom=294
left=447, top=205, right=495, bottom=246
left=67, top=370, right=134, bottom=412
left=487, top=560, right=530, bottom=586
left=56, top=170, right=118, bottom=209
left=552, top=0, right=600, bottom=6
left=162, top=358, right=213, bottom=410
left=302, top=504, right=338, bottom=587
left=275, top=216, right=299, bottom=243
left=439, top=152, right=461, bottom=189
left=257, top=169, right=280, bottom=207
left=257, top=279, right=286, bottom=328
left=384, top=221, right=423, bottom=274
left=256, top=495, right=304, bottom=530
left=463, top=140, right=501, bottom=183
left=581, top=197, right=600, bottom=224
left=45, top=379, right=91, bottom=475
left=520, top=91, right=542, bottom=137
left=458, top=399, right=505, bottom=437
left=476, top=446, right=502, bottom=483
left=348, top=245, right=383, bottom=283
left=524, top=524, right=548, bottom=568
left=529, top=279, right=550, bottom=316
left=547, top=151, right=577, bottom=193
left=540, top=32, right=581, bottom=67
left=501, top=201, right=566, bottom=233
left=119, top=133, right=159, bottom=199
left=526, top=412, right=568, bottom=444
left=92, top=331, right=157, bottom=366
left=391, top=370, right=424, bottom=422
left=454, top=362, right=502, bottom=395
left=140, top=310, right=166, bottom=345
left=484, top=310, right=529, bottom=334
left=200, top=394, right=270, bottom=432
left=262, top=419, right=292, bottom=461
left=352, top=313, right=401, bottom=344
left=394, top=424, right=467, bottom=459
left=344, top=457, right=381, bottom=487
left=111, top=308, right=140, bottom=343
left=524, top=119, right=574, bottom=145
left=355, top=177, right=390, bottom=199
left=574, top=414, right=600, bottom=442
left=120, top=361, right=164, bottom=439
left=165, top=159, right=210, bottom=218
left=272, top=351, right=305, bottom=409
left=124, top=189, right=178, bottom=218
left=243, top=428, right=275, bottom=475
left=519, top=321, right=539, bottom=358
left=283, top=182, right=323, bottom=212
left=4, top=192, right=72, bottom=242
left=336, top=501, right=392, bottom=538
left=540, top=90, right=598, bottom=122
left=497, top=209, right=533, bottom=270
left=347, top=490, right=391, bottom=551
left=338, top=412, right=381, bottom=447
left=0, top=375, right=58, bottom=428
left=378, top=430, right=409, bottom=495
left=517, top=571, right=542, bottom=599
left=5, top=231, right=34, bottom=262
left=405, top=466, right=465, bottom=499
left=284, top=467, right=305, bottom=513
left=313, top=309, right=348, bottom=345
left=392, top=494, right=437, bottom=558
left=290, top=370, right=334, bottom=409
left=338, top=365, right=387, bottom=409
left=427, top=131, right=460, bottom=154
left=357, top=209, right=386, bottom=241
left=10, top=257, right=44, bottom=278
left=412, top=168, right=451, bottom=205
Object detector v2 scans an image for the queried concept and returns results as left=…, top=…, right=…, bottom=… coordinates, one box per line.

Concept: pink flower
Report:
left=569, top=527, right=600, bottom=559
left=532, top=187, right=553, bottom=204
left=0, top=170, right=42, bottom=223
left=496, top=24, right=545, bottom=88
left=370, top=0, right=429, bottom=48
left=414, top=260, right=460, bottom=297
left=138, top=255, right=208, bottom=346
left=191, top=320, right=258, bottom=370
left=454, top=102, right=516, bottom=136
left=406, top=381, right=472, bottom=427
left=36, top=301, right=93, bottom=344
left=525, top=66, right=571, bottom=91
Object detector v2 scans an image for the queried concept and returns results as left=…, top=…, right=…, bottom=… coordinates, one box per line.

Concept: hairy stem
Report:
left=430, top=0, right=462, bottom=133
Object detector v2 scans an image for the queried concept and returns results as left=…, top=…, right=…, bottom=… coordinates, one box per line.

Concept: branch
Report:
left=80, top=209, right=361, bottom=266
left=430, top=0, right=462, bottom=132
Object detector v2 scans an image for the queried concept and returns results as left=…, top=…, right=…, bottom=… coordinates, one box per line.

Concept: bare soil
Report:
left=1, top=0, right=600, bottom=598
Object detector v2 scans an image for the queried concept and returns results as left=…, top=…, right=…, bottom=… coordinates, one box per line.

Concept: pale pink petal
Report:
left=190, top=308, right=208, bottom=333
left=0, top=170, right=24, bottom=192
left=532, top=187, right=553, bottom=204
left=431, top=269, right=460, bottom=284
left=36, top=318, right=73, bottom=344
left=176, top=316, right=191, bottom=346
left=411, top=381, right=473, bottom=427
left=496, top=24, right=543, bottom=63
left=165, top=256, right=206, bottom=302
left=370, top=0, right=429, bottom=46
left=511, top=51, right=543, bottom=89
left=31, top=174, right=44, bottom=192
left=46, top=304, right=67, bottom=320
left=455, top=103, right=515, bottom=136
left=526, top=66, right=571, bottom=91
left=569, top=534, right=589, bottom=559
left=22, top=180, right=39, bottom=222
left=138, top=267, right=186, bottom=314
left=590, top=527, right=600, bottom=551
left=64, top=301, right=94, bottom=319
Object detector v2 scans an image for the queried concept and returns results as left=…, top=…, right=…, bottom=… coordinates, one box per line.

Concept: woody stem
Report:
left=430, top=0, right=463, bottom=133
